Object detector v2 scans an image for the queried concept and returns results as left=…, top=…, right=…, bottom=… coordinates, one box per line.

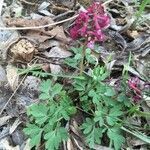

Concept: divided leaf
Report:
left=88, top=89, right=100, bottom=105
left=94, top=107, right=108, bottom=127
left=51, top=83, right=63, bottom=98
left=92, top=66, right=109, bottom=81
left=44, top=127, right=68, bottom=150
left=28, top=104, right=49, bottom=125
left=39, top=79, right=63, bottom=100
left=106, top=107, right=123, bottom=126
left=39, top=79, right=52, bottom=94
left=107, top=127, right=125, bottom=150
left=104, top=87, right=116, bottom=97
left=73, top=78, right=87, bottom=91
left=23, top=124, right=43, bottom=148
left=81, top=118, right=104, bottom=148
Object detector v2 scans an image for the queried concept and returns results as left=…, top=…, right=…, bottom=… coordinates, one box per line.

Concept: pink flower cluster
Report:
left=70, top=2, right=110, bottom=48
left=128, top=77, right=142, bottom=102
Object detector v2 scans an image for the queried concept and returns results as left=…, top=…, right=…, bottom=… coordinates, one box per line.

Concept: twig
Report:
left=102, top=0, right=113, bottom=6
left=0, top=74, right=27, bottom=116
left=0, top=14, right=78, bottom=30
left=20, top=0, right=38, bottom=6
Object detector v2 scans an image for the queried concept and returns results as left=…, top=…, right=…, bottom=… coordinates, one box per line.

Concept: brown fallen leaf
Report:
left=49, top=26, right=69, bottom=43
left=6, top=65, right=19, bottom=91
left=42, top=63, right=50, bottom=72
left=5, top=16, right=54, bottom=28
left=127, top=30, right=140, bottom=39
left=44, top=46, right=72, bottom=58
left=39, top=40, right=60, bottom=51
left=25, top=26, right=69, bottom=44
left=10, top=39, right=35, bottom=62
left=26, top=30, right=53, bottom=43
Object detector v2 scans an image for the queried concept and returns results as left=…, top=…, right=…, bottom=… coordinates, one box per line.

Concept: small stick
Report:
left=20, top=0, right=37, bottom=6
left=0, top=58, right=37, bottom=116
left=102, top=0, right=113, bottom=6
left=20, top=0, right=38, bottom=6
left=0, top=74, right=27, bottom=116
left=0, top=14, right=78, bottom=30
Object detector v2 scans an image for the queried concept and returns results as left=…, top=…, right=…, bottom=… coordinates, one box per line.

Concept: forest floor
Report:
left=0, top=0, right=149, bottom=150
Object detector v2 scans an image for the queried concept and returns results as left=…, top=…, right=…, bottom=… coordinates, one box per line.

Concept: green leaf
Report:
left=59, top=94, right=76, bottom=119
left=102, top=95, right=118, bottom=106
left=117, top=93, right=125, bottom=102
left=65, top=58, right=79, bottom=68
left=65, top=47, right=82, bottom=68
left=96, top=83, right=106, bottom=94
left=136, top=0, right=150, bottom=19
left=39, top=80, right=63, bottom=100
left=104, top=87, right=116, bottom=97
left=39, top=79, right=52, bottom=94
left=70, top=46, right=82, bottom=54
left=94, top=108, right=108, bottom=127
left=73, top=78, right=87, bottom=91
left=28, top=104, right=49, bottom=125
left=44, top=127, right=68, bottom=150
left=67, top=106, right=77, bottom=115
left=80, top=96, right=92, bottom=112
left=24, top=124, right=41, bottom=135
left=92, top=66, right=109, bottom=81
left=107, top=127, right=125, bottom=150
left=23, top=124, right=42, bottom=148
left=106, top=107, right=123, bottom=126
left=30, top=131, right=42, bottom=148
left=81, top=118, right=94, bottom=134
left=81, top=118, right=104, bottom=148
left=117, top=93, right=131, bottom=107
left=109, top=107, right=123, bottom=117
left=86, top=127, right=103, bottom=148
left=85, top=48, right=97, bottom=64
left=39, top=93, right=50, bottom=100
left=51, top=83, right=63, bottom=98
left=88, top=89, right=100, bottom=105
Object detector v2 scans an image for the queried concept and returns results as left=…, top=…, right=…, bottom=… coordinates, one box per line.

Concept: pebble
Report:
left=23, top=76, right=41, bottom=92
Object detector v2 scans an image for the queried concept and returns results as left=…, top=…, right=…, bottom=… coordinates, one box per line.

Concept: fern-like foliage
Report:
left=24, top=80, right=76, bottom=150
left=23, top=64, right=149, bottom=150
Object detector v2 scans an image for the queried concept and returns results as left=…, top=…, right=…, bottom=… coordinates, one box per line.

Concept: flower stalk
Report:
left=80, top=44, right=86, bottom=75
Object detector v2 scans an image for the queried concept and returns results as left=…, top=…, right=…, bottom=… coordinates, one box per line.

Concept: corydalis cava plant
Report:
left=70, top=2, right=110, bottom=48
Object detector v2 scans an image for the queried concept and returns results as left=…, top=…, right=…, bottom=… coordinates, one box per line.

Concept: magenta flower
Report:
left=128, top=77, right=141, bottom=95
left=128, top=77, right=142, bottom=102
left=87, top=2, right=105, bottom=15
left=69, top=2, right=110, bottom=48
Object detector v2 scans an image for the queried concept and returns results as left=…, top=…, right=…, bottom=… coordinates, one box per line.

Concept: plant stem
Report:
left=80, top=45, right=86, bottom=75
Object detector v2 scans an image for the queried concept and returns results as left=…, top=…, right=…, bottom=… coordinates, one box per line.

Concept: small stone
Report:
left=24, top=76, right=41, bottom=92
